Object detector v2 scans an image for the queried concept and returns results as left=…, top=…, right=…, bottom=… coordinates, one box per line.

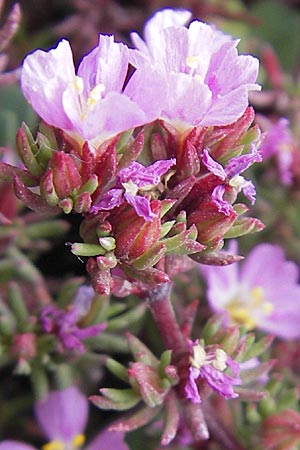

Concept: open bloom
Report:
left=90, top=158, right=175, bottom=221
left=40, top=286, right=106, bottom=352
left=200, top=241, right=300, bottom=339
left=21, top=35, right=161, bottom=144
left=129, top=8, right=260, bottom=130
left=260, top=118, right=295, bottom=186
left=185, top=340, right=241, bottom=404
left=0, top=386, right=128, bottom=450
left=202, top=145, right=262, bottom=214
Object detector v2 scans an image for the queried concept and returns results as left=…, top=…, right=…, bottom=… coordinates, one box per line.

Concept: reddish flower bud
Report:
left=47, top=151, right=82, bottom=199
left=113, top=200, right=162, bottom=261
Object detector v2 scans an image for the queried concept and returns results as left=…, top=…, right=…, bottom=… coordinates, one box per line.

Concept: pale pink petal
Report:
left=35, top=387, right=88, bottom=443
left=87, top=430, right=129, bottom=450
left=0, top=443, right=36, bottom=450
left=78, top=35, right=128, bottom=94
left=21, top=40, right=75, bottom=130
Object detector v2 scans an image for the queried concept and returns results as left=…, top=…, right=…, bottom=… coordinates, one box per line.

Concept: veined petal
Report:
left=124, top=193, right=156, bottom=221
left=21, top=40, right=76, bottom=130
left=65, top=91, right=147, bottom=142
left=35, top=387, right=89, bottom=443
left=202, top=149, right=227, bottom=180
left=90, top=189, right=124, bottom=213
left=78, top=34, right=129, bottom=94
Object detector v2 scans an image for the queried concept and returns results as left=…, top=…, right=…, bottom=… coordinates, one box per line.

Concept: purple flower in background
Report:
left=91, top=158, right=175, bottom=221
left=185, top=340, right=241, bottom=404
left=200, top=241, right=300, bottom=339
left=0, top=386, right=128, bottom=450
left=202, top=146, right=262, bottom=214
left=129, top=8, right=260, bottom=130
left=260, top=118, right=295, bottom=185
left=40, top=286, right=106, bottom=352
left=21, top=35, right=160, bottom=144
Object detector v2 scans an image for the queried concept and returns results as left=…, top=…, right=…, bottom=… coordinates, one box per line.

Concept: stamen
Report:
left=74, top=76, right=84, bottom=94
left=186, top=55, right=200, bottom=69
left=213, top=348, right=227, bottom=371
left=122, top=180, right=139, bottom=196
left=87, top=83, right=106, bottom=108
left=42, top=440, right=64, bottom=450
left=190, top=344, right=207, bottom=368
left=72, top=434, right=86, bottom=447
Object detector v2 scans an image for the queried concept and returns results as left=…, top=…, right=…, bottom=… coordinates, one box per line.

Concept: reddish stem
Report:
left=147, top=282, right=186, bottom=353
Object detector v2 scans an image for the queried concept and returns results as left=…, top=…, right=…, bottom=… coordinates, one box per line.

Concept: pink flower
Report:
left=129, top=8, right=261, bottom=130
left=260, top=118, right=295, bottom=186
left=200, top=241, right=300, bottom=339
left=90, top=158, right=175, bottom=221
left=202, top=145, right=262, bottom=212
left=0, top=386, right=128, bottom=450
left=40, top=286, right=106, bottom=352
left=21, top=35, right=161, bottom=145
left=185, top=340, right=241, bottom=404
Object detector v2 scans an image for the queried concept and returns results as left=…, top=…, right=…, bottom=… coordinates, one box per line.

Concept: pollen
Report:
left=72, top=434, right=86, bottom=447
left=87, top=83, right=105, bottom=108
left=186, top=55, right=200, bottom=69
left=212, top=348, right=227, bottom=371
left=190, top=343, right=207, bottom=368
left=42, top=440, right=64, bottom=450
left=226, top=285, right=273, bottom=330
left=74, top=76, right=84, bottom=94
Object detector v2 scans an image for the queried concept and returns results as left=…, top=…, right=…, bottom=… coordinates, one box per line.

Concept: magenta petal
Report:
left=119, top=159, right=175, bottom=187
left=90, top=189, right=124, bottom=213
left=212, top=185, right=233, bottom=216
left=0, top=442, right=36, bottom=450
left=124, top=193, right=156, bottom=221
left=87, top=430, right=129, bottom=450
left=225, top=149, right=262, bottom=178
left=184, top=367, right=201, bottom=404
left=202, top=149, right=226, bottom=179
left=35, top=386, right=89, bottom=443
left=200, top=365, right=240, bottom=399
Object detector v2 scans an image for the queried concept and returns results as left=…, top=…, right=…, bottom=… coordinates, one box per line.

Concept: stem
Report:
left=147, top=282, right=186, bottom=353
left=201, top=402, right=247, bottom=450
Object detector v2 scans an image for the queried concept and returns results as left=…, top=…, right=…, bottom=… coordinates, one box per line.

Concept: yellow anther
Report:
left=74, top=76, right=84, bottom=94
left=251, top=286, right=264, bottom=304
left=42, top=440, right=64, bottom=450
left=213, top=348, right=227, bottom=371
left=229, top=175, right=244, bottom=189
left=72, top=434, right=86, bottom=448
left=87, top=83, right=105, bottom=107
left=263, top=301, right=274, bottom=314
left=122, top=180, right=139, bottom=196
left=186, top=55, right=200, bottom=69
left=191, top=344, right=207, bottom=368
left=226, top=301, right=257, bottom=330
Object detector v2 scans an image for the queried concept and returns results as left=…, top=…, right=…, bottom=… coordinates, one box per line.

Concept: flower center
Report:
left=186, top=55, right=203, bottom=81
left=71, top=76, right=106, bottom=119
left=42, top=434, right=85, bottom=450
left=225, top=286, right=273, bottom=330
left=190, top=343, right=227, bottom=372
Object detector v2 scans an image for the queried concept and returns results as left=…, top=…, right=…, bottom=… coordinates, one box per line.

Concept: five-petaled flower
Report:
left=40, top=286, right=106, bottom=352
left=185, top=339, right=241, bottom=404
left=0, top=386, right=128, bottom=450
left=129, top=8, right=261, bottom=130
left=90, top=158, right=176, bottom=221
left=200, top=241, right=300, bottom=339
left=21, top=35, right=163, bottom=145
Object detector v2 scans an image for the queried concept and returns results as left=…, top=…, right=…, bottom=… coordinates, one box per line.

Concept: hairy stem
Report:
left=147, top=282, right=186, bottom=353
